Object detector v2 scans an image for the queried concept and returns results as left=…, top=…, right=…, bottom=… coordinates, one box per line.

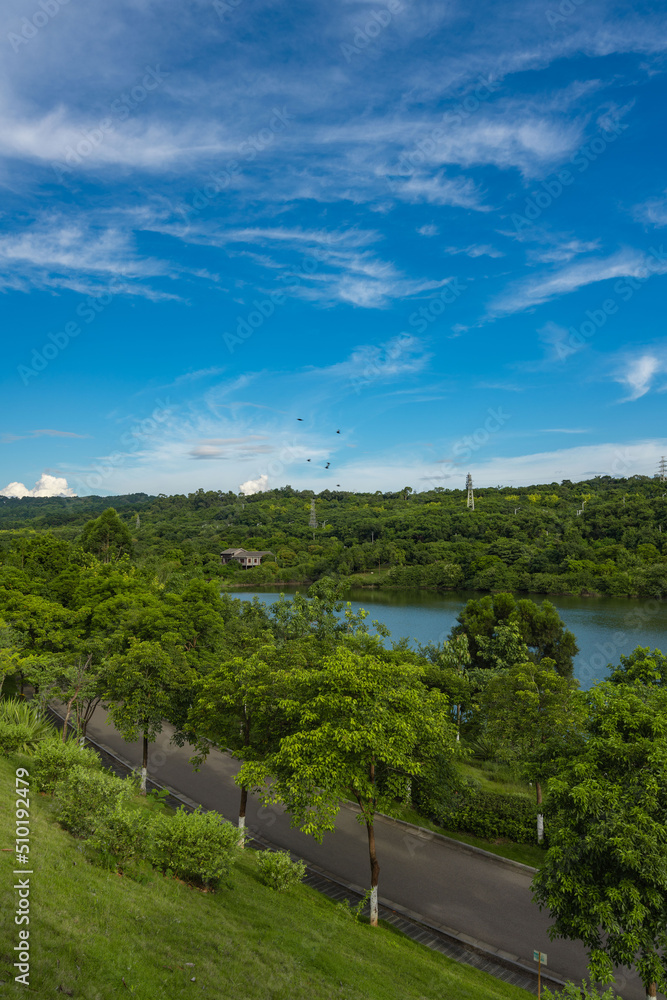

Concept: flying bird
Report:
left=336, top=429, right=340, bottom=434
left=325, top=462, right=330, bottom=469
left=297, top=418, right=303, bottom=421
left=307, top=459, right=311, bottom=462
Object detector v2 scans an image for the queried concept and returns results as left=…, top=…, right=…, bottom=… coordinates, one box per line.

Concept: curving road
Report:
left=78, top=704, right=646, bottom=999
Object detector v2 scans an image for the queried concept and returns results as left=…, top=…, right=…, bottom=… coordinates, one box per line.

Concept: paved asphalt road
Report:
left=81, top=705, right=646, bottom=999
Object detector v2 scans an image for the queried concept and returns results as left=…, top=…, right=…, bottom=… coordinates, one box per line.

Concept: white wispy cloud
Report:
left=0, top=216, right=181, bottom=300
left=445, top=244, right=504, bottom=258
left=490, top=249, right=667, bottom=316
left=612, top=352, right=667, bottom=402
left=636, top=193, right=667, bottom=228
left=530, top=239, right=601, bottom=264
left=391, top=172, right=488, bottom=210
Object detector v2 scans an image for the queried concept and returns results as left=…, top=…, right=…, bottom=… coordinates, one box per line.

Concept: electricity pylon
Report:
left=466, top=473, right=474, bottom=510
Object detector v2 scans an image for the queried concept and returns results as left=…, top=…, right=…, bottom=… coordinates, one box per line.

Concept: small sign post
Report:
left=533, top=950, right=547, bottom=997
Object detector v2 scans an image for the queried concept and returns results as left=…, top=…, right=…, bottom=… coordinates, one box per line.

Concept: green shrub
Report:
left=256, top=850, right=307, bottom=892
left=0, top=698, right=55, bottom=753
left=543, top=980, right=621, bottom=999
left=31, top=736, right=102, bottom=793
left=436, top=786, right=538, bottom=844
left=146, top=807, right=240, bottom=889
left=0, top=720, right=34, bottom=755
left=85, top=798, right=148, bottom=869
left=54, top=765, right=135, bottom=838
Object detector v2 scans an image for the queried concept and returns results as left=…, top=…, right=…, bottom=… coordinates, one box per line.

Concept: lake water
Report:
left=229, top=586, right=667, bottom=690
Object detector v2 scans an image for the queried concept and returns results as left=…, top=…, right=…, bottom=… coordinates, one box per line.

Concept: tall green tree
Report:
left=606, top=646, right=667, bottom=686
left=452, top=592, right=579, bottom=677
left=104, top=639, right=190, bottom=793
left=532, top=682, right=667, bottom=999
left=238, top=648, right=458, bottom=925
left=481, top=658, right=584, bottom=842
left=419, top=634, right=472, bottom=741
left=80, top=508, right=133, bottom=563
left=186, top=644, right=288, bottom=838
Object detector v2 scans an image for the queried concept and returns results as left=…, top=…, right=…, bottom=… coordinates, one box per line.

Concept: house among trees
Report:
left=220, top=547, right=273, bottom=569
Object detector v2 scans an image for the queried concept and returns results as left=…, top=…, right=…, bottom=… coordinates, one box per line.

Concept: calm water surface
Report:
left=229, top=586, right=667, bottom=690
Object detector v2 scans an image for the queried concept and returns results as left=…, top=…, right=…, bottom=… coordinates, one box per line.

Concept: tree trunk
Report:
left=456, top=703, right=461, bottom=741
left=140, top=732, right=148, bottom=795
left=238, top=785, right=248, bottom=847
left=366, top=757, right=379, bottom=926
left=62, top=695, right=76, bottom=743
left=365, top=818, right=380, bottom=926
left=647, top=983, right=656, bottom=1000
left=536, top=780, right=544, bottom=843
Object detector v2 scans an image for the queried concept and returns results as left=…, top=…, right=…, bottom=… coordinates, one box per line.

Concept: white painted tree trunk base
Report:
left=369, top=886, right=378, bottom=926
left=140, top=766, right=147, bottom=793
left=537, top=813, right=544, bottom=843
left=237, top=814, right=245, bottom=847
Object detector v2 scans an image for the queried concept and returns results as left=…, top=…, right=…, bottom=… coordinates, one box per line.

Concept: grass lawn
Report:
left=0, top=753, right=532, bottom=1000
left=458, top=761, right=534, bottom=798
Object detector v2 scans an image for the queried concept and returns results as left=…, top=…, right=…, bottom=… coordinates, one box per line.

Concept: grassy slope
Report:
left=0, top=755, right=531, bottom=1000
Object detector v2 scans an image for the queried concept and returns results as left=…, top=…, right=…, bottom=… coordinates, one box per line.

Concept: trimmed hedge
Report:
left=436, top=786, right=539, bottom=845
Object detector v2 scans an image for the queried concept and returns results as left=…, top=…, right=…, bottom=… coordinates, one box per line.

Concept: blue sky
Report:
left=2, top=0, right=667, bottom=497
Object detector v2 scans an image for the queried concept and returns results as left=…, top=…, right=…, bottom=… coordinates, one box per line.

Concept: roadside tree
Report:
left=104, top=639, right=191, bottom=793
left=238, top=648, right=458, bottom=925
left=532, top=682, right=667, bottom=999
left=481, top=659, right=584, bottom=842
left=187, top=645, right=287, bottom=838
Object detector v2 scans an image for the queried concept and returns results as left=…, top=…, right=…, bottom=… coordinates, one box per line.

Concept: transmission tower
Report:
left=466, top=473, right=474, bottom=510
left=658, top=456, right=667, bottom=482
left=308, top=498, right=317, bottom=538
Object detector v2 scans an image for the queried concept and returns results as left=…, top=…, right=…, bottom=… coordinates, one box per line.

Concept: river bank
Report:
left=221, top=569, right=667, bottom=601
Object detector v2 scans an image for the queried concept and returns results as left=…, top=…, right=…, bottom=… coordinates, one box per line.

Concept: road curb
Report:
left=48, top=706, right=567, bottom=996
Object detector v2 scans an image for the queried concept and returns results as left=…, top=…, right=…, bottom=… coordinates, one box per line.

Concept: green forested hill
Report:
left=1, top=475, right=666, bottom=597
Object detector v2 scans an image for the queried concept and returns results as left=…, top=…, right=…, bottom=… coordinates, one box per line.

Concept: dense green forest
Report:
left=2, top=475, right=666, bottom=597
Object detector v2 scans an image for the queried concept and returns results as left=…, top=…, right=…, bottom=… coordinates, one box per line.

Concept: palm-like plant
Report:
left=0, top=697, right=56, bottom=753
